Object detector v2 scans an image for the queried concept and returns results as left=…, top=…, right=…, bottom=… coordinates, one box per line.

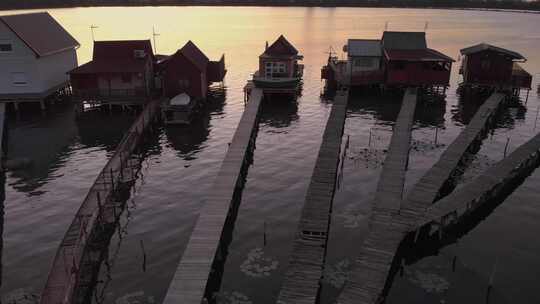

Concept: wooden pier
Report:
left=336, top=92, right=507, bottom=304
left=0, top=103, right=5, bottom=171
left=276, top=90, right=349, bottom=304
left=163, top=88, right=264, bottom=304
left=400, top=92, right=506, bottom=227
left=335, top=88, right=418, bottom=304
left=40, top=98, right=162, bottom=304
left=417, top=132, right=540, bottom=230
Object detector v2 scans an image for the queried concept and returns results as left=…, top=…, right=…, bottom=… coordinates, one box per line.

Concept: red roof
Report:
left=384, top=48, right=454, bottom=62
left=70, top=40, right=153, bottom=75
left=179, top=41, right=209, bottom=71
left=262, top=35, right=299, bottom=57
left=0, top=12, right=79, bottom=57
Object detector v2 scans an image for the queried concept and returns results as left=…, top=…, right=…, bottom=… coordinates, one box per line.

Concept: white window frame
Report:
left=12, top=72, right=28, bottom=86
left=265, top=62, right=287, bottom=77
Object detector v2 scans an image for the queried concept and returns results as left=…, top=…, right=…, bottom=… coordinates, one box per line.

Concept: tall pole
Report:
left=152, top=26, right=160, bottom=55
left=90, top=25, right=98, bottom=42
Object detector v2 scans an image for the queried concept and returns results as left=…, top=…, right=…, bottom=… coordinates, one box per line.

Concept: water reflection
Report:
left=415, top=99, right=447, bottom=128
left=77, top=112, right=137, bottom=152
left=165, top=88, right=226, bottom=159
left=6, top=104, right=78, bottom=194
left=347, top=89, right=401, bottom=124
left=259, top=98, right=299, bottom=130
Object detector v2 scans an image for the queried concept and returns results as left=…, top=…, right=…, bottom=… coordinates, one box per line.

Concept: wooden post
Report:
left=503, top=137, right=510, bottom=158
left=434, top=127, right=439, bottom=145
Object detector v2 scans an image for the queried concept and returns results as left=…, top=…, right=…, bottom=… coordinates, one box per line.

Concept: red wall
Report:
left=386, top=61, right=451, bottom=86
left=463, top=50, right=514, bottom=86
left=163, top=53, right=207, bottom=99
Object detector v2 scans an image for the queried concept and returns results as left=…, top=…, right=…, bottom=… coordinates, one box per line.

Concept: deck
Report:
left=163, top=88, right=264, bottom=304
left=335, top=88, right=418, bottom=304
left=276, top=90, right=349, bottom=304
left=0, top=103, right=5, bottom=171
left=40, top=98, right=162, bottom=304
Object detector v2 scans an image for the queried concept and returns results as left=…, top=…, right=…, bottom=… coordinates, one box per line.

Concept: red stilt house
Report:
left=158, top=41, right=226, bottom=100
left=382, top=31, right=454, bottom=87
left=459, top=43, right=532, bottom=91
left=69, top=40, right=155, bottom=103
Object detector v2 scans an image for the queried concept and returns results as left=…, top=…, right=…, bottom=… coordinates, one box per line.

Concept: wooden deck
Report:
left=276, top=90, right=349, bottom=304
left=40, top=98, right=162, bottom=304
left=0, top=103, right=5, bottom=171
left=336, top=92, right=506, bottom=304
left=335, top=88, right=418, bottom=304
left=163, top=88, right=264, bottom=304
left=417, top=132, right=540, bottom=229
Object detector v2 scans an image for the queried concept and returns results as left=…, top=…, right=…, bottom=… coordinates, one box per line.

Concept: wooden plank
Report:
left=163, top=88, right=263, bottom=304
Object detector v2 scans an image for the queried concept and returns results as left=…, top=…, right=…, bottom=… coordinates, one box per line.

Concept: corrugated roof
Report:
left=384, top=48, right=455, bottom=62
left=179, top=41, right=209, bottom=72
left=69, top=60, right=148, bottom=74
left=382, top=31, right=427, bottom=50
left=347, top=39, right=382, bottom=57
left=262, top=35, right=299, bottom=57
left=0, top=12, right=79, bottom=57
left=460, top=43, right=526, bottom=61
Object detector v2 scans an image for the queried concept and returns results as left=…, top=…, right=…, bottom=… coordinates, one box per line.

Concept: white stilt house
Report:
left=0, top=12, right=79, bottom=111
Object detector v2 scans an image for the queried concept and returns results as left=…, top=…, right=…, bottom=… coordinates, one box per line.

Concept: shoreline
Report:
left=1, top=3, right=539, bottom=14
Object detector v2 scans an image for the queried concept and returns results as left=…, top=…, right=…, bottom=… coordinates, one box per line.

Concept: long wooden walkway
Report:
left=0, top=103, right=5, bottom=171
left=336, top=88, right=418, bottom=304
left=336, top=92, right=506, bottom=304
left=163, top=88, right=264, bottom=304
left=399, top=92, right=506, bottom=227
left=40, top=99, right=162, bottom=304
left=276, top=90, right=349, bottom=304
left=417, top=132, right=540, bottom=229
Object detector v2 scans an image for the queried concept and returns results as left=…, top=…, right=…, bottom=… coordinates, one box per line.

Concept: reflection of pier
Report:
left=163, top=88, right=263, bottom=304
left=277, top=90, right=349, bottom=303
left=40, top=99, right=162, bottom=304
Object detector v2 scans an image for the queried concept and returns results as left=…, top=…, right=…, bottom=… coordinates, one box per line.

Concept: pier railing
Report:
left=40, top=98, right=161, bottom=304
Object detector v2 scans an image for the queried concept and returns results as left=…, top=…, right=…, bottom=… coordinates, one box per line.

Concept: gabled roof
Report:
left=347, top=39, right=382, bottom=57
left=0, top=12, right=79, bottom=57
left=70, top=40, right=153, bottom=75
left=382, top=31, right=427, bottom=50
left=460, top=43, right=526, bottom=61
left=93, top=40, right=154, bottom=61
left=262, top=35, right=299, bottom=57
left=179, top=41, right=209, bottom=72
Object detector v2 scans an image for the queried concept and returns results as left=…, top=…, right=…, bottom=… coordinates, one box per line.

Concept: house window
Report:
left=178, top=79, right=190, bottom=88
left=12, top=72, right=28, bottom=86
left=121, top=73, right=132, bottom=83
left=265, top=62, right=287, bottom=77
left=354, top=58, right=373, bottom=68
left=0, top=43, right=12, bottom=53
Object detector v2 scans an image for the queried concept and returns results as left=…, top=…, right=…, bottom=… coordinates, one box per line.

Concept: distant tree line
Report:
left=1, top=0, right=539, bottom=11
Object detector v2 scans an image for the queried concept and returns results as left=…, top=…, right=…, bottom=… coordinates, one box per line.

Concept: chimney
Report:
left=265, top=41, right=268, bottom=50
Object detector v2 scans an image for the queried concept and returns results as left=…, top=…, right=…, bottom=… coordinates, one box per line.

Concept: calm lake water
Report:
left=1, top=6, right=540, bottom=304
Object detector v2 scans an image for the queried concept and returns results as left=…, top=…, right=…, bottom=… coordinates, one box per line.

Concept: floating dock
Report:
left=163, top=88, right=263, bottom=304
left=276, top=90, right=349, bottom=304
left=335, top=88, right=417, bottom=304
left=40, top=98, right=161, bottom=304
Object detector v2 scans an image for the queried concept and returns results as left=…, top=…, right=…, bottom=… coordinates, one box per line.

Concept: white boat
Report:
left=163, top=93, right=197, bottom=125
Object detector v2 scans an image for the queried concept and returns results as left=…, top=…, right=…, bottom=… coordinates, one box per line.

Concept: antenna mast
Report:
left=90, top=25, right=99, bottom=42
left=152, top=26, right=160, bottom=54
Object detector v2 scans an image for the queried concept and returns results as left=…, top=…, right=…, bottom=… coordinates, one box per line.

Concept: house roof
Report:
left=262, top=35, right=299, bottom=57
left=70, top=40, right=153, bottom=75
left=179, top=41, right=209, bottom=72
left=0, top=12, right=79, bottom=57
left=347, top=39, right=382, bottom=57
left=460, top=43, right=526, bottom=61
left=382, top=31, right=427, bottom=50
left=384, top=48, right=455, bottom=62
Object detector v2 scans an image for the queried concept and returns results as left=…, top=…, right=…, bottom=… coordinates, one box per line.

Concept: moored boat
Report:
left=162, top=93, right=198, bottom=125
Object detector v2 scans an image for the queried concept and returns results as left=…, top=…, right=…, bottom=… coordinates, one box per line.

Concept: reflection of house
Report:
left=460, top=43, right=532, bottom=91
left=158, top=41, right=225, bottom=99
left=0, top=12, right=79, bottom=110
left=382, top=31, right=454, bottom=87
left=69, top=40, right=154, bottom=103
